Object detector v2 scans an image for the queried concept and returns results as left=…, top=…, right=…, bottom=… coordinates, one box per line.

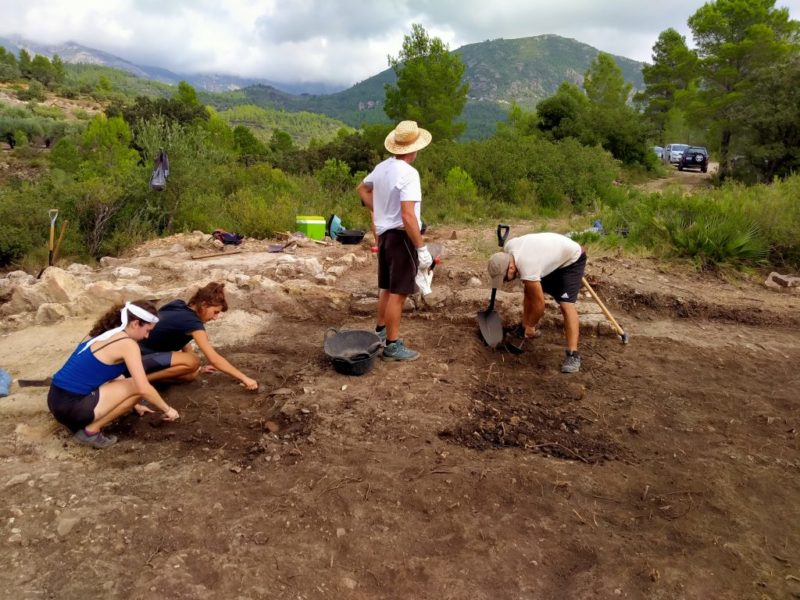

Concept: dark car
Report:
left=678, top=147, right=709, bottom=172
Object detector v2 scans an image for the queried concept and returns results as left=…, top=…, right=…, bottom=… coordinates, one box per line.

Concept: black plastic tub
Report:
left=323, top=328, right=382, bottom=375
left=336, top=229, right=365, bottom=244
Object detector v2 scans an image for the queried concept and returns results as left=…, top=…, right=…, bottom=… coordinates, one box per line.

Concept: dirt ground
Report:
left=1, top=217, right=799, bottom=600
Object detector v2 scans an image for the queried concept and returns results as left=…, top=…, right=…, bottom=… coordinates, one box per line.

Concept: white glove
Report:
left=415, top=267, right=434, bottom=296
left=417, top=245, right=433, bottom=270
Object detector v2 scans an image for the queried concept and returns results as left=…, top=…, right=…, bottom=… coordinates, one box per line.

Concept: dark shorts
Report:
left=47, top=385, right=100, bottom=433
left=378, top=229, right=418, bottom=295
left=541, top=252, right=587, bottom=304
left=121, top=351, right=173, bottom=377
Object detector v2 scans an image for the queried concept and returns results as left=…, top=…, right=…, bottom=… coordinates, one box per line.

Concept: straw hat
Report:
left=384, top=120, right=432, bottom=155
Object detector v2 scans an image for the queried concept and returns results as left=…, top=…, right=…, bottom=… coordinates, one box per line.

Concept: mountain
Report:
left=0, top=35, right=342, bottom=95
left=205, top=34, right=645, bottom=139
left=1, top=33, right=645, bottom=140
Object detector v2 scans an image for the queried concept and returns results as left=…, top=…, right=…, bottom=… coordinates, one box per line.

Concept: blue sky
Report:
left=1, top=0, right=798, bottom=85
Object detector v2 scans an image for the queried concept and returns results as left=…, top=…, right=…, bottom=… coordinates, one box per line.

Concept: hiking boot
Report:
left=382, top=339, right=420, bottom=362
left=376, top=328, right=387, bottom=345
left=73, top=428, right=118, bottom=449
left=561, top=350, right=581, bottom=374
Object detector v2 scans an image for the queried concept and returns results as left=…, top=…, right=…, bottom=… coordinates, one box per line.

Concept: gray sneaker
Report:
left=376, top=327, right=387, bottom=345
left=73, top=428, right=118, bottom=449
left=382, top=339, right=420, bottom=361
left=561, top=350, right=581, bottom=374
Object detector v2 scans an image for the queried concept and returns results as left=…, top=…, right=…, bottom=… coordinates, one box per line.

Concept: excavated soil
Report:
left=1, top=225, right=799, bottom=600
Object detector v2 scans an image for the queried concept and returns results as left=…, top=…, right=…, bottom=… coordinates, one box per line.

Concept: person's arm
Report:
left=401, top=201, right=424, bottom=248
left=191, top=330, right=258, bottom=390
left=522, top=280, right=546, bottom=337
left=120, top=341, right=179, bottom=420
left=357, top=181, right=374, bottom=211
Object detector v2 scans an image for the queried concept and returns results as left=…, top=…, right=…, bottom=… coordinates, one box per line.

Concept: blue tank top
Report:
left=52, top=339, right=129, bottom=395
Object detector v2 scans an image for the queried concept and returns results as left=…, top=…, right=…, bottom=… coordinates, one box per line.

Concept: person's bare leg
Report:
left=384, top=293, right=407, bottom=340
left=146, top=352, right=200, bottom=383
left=377, top=289, right=390, bottom=328
left=85, top=379, right=141, bottom=433
left=559, top=302, right=580, bottom=351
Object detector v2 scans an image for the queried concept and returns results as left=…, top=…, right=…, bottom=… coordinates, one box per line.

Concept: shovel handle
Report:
left=581, top=277, right=627, bottom=341
left=486, top=287, right=497, bottom=313
left=497, top=224, right=510, bottom=247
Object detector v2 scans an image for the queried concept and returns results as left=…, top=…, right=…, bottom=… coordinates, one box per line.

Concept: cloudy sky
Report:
left=1, top=0, right=799, bottom=86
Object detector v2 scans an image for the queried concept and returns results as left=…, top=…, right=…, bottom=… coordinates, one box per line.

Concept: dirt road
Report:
left=637, top=161, right=719, bottom=194
left=1, top=227, right=798, bottom=599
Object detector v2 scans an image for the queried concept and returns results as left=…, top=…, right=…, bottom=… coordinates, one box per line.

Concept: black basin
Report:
left=323, top=329, right=382, bottom=375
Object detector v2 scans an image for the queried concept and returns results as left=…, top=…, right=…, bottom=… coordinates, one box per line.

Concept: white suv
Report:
left=664, top=143, right=689, bottom=164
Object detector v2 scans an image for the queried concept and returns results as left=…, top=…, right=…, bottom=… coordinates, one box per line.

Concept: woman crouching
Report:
left=48, top=300, right=180, bottom=449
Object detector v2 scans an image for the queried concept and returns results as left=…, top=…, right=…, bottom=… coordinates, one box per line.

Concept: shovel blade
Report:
left=477, top=309, right=503, bottom=348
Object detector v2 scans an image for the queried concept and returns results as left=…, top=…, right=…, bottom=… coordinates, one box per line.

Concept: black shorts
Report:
left=378, top=229, right=418, bottom=295
left=124, top=351, right=173, bottom=376
left=541, top=252, right=587, bottom=304
left=47, top=385, right=100, bottom=433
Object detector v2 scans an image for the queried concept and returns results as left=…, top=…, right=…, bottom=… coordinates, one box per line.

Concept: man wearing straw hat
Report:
left=356, top=120, right=433, bottom=361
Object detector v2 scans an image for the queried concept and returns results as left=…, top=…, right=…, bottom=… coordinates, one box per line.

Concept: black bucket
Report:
left=323, top=328, right=382, bottom=376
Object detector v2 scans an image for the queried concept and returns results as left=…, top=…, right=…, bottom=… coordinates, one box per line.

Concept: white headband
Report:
left=79, top=302, right=159, bottom=353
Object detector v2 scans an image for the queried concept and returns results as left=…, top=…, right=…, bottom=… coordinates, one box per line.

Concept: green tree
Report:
left=636, top=29, right=699, bottom=136
left=51, top=54, right=66, bottom=83
left=536, top=82, right=593, bottom=142
left=738, top=54, right=800, bottom=181
left=584, top=52, right=632, bottom=109
left=384, top=23, right=469, bottom=141
left=175, top=80, right=200, bottom=107
left=18, top=49, right=32, bottom=78
left=687, top=0, right=799, bottom=178
left=30, top=54, right=56, bottom=86
left=0, top=47, right=20, bottom=81
left=233, top=125, right=268, bottom=164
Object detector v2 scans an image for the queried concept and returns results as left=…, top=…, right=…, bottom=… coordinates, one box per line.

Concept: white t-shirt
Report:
left=505, top=233, right=582, bottom=281
left=363, top=157, right=422, bottom=235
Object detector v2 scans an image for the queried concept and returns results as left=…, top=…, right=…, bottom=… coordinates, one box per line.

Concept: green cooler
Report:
left=295, top=215, right=326, bottom=240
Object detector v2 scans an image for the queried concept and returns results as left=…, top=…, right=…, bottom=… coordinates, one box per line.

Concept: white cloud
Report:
left=0, top=0, right=798, bottom=86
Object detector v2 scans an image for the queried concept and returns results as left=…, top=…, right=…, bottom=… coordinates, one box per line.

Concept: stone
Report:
left=350, top=297, right=378, bottom=315
left=299, top=258, right=323, bottom=277
left=466, top=277, right=482, bottom=288
left=422, top=286, right=450, bottom=308
left=340, top=577, right=358, bottom=590
left=276, top=255, right=297, bottom=265
left=168, top=244, right=186, bottom=254
left=338, top=253, right=358, bottom=267
left=66, top=263, right=93, bottom=275
left=113, top=267, right=141, bottom=279
left=143, top=462, right=161, bottom=473
left=35, top=303, right=71, bottom=325
left=39, top=472, right=60, bottom=482
left=99, top=256, right=123, bottom=268
left=336, top=527, right=346, bottom=538
left=40, top=268, right=84, bottom=303
left=56, top=514, right=81, bottom=537
left=6, top=270, right=34, bottom=284
left=327, top=265, right=347, bottom=278
left=4, top=473, right=31, bottom=488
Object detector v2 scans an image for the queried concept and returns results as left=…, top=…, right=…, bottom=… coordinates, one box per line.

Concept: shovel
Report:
left=477, top=224, right=512, bottom=347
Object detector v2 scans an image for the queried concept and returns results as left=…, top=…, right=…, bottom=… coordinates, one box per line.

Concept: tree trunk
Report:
left=718, top=128, right=732, bottom=181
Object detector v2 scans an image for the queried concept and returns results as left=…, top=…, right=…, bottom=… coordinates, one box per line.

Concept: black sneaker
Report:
left=561, top=350, right=581, bottom=374
left=73, top=428, right=118, bottom=449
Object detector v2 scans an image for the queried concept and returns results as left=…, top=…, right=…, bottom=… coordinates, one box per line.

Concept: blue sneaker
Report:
left=73, top=428, right=118, bottom=449
left=561, top=350, right=581, bottom=374
left=382, top=339, right=419, bottom=361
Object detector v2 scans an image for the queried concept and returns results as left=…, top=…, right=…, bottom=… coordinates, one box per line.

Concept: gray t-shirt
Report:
left=505, top=233, right=582, bottom=281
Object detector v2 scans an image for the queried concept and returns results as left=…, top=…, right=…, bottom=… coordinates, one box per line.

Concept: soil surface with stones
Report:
left=1, top=223, right=799, bottom=600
